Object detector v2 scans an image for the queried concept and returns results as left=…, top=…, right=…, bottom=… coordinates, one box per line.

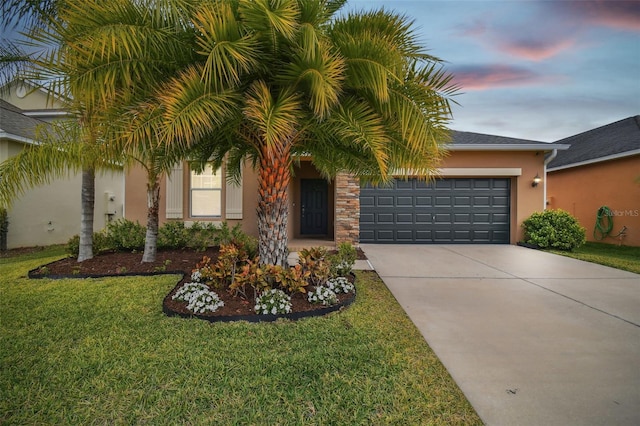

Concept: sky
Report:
left=3, top=1, right=639, bottom=142
left=347, top=0, right=640, bottom=142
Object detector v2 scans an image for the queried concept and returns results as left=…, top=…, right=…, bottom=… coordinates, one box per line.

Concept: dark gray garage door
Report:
left=360, top=178, right=510, bottom=243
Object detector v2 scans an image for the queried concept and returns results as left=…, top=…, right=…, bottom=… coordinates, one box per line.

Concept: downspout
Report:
left=543, top=149, right=558, bottom=210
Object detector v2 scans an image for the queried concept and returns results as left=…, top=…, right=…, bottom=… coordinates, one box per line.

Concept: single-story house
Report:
left=124, top=131, right=568, bottom=246
left=547, top=116, right=640, bottom=247
left=0, top=81, right=124, bottom=249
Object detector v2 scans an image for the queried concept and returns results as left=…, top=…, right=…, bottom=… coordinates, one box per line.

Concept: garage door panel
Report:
left=492, top=196, right=509, bottom=206
left=377, top=196, right=394, bottom=206
left=492, top=213, right=509, bottom=224
left=473, top=213, right=490, bottom=223
left=376, top=213, right=394, bottom=223
left=360, top=178, right=510, bottom=243
left=454, top=213, right=471, bottom=223
left=396, top=213, right=413, bottom=223
left=415, top=196, right=432, bottom=206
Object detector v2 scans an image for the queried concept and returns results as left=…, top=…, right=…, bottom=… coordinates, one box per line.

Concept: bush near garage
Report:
left=522, top=209, right=586, bottom=251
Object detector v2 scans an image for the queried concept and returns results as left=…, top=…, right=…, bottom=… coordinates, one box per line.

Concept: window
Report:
left=190, top=164, right=222, bottom=217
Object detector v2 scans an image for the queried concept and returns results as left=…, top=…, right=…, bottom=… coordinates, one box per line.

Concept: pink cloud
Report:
left=496, top=37, right=578, bottom=61
left=450, top=65, right=559, bottom=91
left=550, top=1, right=640, bottom=32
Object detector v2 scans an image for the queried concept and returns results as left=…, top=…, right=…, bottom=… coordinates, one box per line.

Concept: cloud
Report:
left=449, top=65, right=560, bottom=91
left=496, top=37, right=577, bottom=61
left=550, top=1, right=640, bottom=32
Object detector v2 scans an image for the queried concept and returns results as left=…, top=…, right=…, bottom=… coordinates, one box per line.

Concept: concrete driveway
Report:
left=361, top=244, right=640, bottom=426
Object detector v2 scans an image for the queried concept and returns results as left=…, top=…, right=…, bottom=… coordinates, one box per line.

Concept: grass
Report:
left=0, top=246, right=481, bottom=425
left=549, top=242, right=640, bottom=274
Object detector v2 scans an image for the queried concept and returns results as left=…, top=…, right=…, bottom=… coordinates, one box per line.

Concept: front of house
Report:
left=0, top=81, right=125, bottom=249
left=547, top=116, right=640, bottom=246
left=124, top=131, right=566, bottom=247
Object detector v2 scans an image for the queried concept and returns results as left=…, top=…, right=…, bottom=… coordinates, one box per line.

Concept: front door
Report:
left=301, top=179, right=328, bottom=235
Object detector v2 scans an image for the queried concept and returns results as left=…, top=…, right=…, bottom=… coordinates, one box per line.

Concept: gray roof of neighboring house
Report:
left=449, top=130, right=565, bottom=151
left=547, top=116, right=640, bottom=170
left=0, top=99, right=49, bottom=141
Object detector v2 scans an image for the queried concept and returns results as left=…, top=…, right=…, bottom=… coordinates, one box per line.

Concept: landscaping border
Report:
left=162, top=286, right=356, bottom=323
left=27, top=260, right=357, bottom=323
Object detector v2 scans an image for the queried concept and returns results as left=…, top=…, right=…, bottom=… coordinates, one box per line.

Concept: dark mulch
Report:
left=29, top=247, right=359, bottom=321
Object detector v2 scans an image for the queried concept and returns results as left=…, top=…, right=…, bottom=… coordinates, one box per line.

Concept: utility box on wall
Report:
left=104, top=191, right=117, bottom=219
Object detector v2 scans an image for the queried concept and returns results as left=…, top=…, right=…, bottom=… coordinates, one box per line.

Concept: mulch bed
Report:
left=28, top=247, right=361, bottom=322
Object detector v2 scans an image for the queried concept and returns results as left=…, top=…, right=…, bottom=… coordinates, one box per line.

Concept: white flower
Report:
left=308, top=287, right=337, bottom=306
left=326, top=277, right=354, bottom=294
left=254, top=289, right=292, bottom=315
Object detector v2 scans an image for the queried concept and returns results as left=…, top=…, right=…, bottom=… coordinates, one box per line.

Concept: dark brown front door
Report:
left=301, top=179, right=328, bottom=235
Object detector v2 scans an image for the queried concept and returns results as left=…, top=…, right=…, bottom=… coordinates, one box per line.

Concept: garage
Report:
left=359, top=178, right=510, bottom=243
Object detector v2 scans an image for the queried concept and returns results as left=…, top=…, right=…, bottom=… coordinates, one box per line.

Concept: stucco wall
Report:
left=6, top=170, right=124, bottom=249
left=439, top=150, right=547, bottom=244
left=547, top=155, right=640, bottom=247
left=2, top=81, right=66, bottom=112
left=124, top=163, right=260, bottom=236
left=124, top=150, right=549, bottom=245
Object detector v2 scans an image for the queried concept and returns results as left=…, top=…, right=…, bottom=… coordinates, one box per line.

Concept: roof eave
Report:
left=548, top=149, right=640, bottom=172
left=449, top=143, right=571, bottom=151
left=0, top=131, right=37, bottom=145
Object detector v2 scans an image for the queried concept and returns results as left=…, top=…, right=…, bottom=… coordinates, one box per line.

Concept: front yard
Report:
left=550, top=242, right=640, bottom=274
left=0, top=246, right=480, bottom=425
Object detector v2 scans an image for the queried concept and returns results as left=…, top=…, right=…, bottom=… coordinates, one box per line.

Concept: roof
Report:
left=547, top=116, right=640, bottom=171
left=0, top=99, right=49, bottom=142
left=449, top=130, right=568, bottom=151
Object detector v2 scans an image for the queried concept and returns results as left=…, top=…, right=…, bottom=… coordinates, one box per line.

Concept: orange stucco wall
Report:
left=124, top=163, right=260, bottom=236
left=438, top=150, right=547, bottom=243
left=124, top=149, right=549, bottom=245
left=547, top=155, right=640, bottom=247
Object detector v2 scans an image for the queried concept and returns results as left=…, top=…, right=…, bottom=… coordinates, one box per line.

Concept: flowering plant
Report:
left=172, top=282, right=224, bottom=314
left=307, top=286, right=338, bottom=306
left=326, top=276, right=354, bottom=294
left=254, top=289, right=292, bottom=315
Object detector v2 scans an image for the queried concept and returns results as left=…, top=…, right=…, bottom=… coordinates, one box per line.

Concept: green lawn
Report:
left=550, top=242, right=640, bottom=274
left=0, top=247, right=480, bottom=425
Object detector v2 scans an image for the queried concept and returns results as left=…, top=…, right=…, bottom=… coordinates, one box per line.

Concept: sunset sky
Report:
left=4, top=1, right=638, bottom=142
left=349, top=0, right=640, bottom=141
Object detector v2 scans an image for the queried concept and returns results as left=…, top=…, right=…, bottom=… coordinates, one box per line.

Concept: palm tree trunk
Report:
left=77, top=167, right=95, bottom=262
left=142, top=176, right=160, bottom=263
left=257, top=143, right=291, bottom=267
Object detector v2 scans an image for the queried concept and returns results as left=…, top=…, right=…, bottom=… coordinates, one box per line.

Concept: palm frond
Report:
left=193, top=2, right=262, bottom=87
left=238, top=0, right=300, bottom=50
left=243, top=80, right=302, bottom=153
left=158, top=65, right=241, bottom=149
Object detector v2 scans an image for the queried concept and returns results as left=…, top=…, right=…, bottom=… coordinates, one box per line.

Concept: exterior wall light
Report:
left=532, top=173, right=542, bottom=187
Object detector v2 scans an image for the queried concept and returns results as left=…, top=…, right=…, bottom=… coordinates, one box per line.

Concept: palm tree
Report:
left=2, top=0, right=117, bottom=261
left=0, top=120, right=122, bottom=261
left=1, top=0, right=195, bottom=262
left=64, top=0, right=196, bottom=262
left=154, top=0, right=457, bottom=266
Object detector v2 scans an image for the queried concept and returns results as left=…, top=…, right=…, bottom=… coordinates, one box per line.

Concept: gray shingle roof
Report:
left=0, top=99, right=49, bottom=141
left=449, top=130, right=562, bottom=151
left=548, top=116, right=640, bottom=170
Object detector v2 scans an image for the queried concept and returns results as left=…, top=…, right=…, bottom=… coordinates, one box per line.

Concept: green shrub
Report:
left=522, top=209, right=586, bottom=251
left=328, top=242, right=357, bottom=276
left=215, top=222, right=258, bottom=258
left=298, top=247, right=330, bottom=286
left=65, top=231, right=112, bottom=257
left=105, top=219, right=146, bottom=252
left=158, top=221, right=190, bottom=249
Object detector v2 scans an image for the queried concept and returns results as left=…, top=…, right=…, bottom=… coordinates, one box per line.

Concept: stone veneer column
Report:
left=334, top=173, right=360, bottom=246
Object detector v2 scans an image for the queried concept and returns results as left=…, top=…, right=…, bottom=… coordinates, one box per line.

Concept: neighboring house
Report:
left=547, top=116, right=640, bottom=247
left=0, top=81, right=124, bottom=249
left=125, top=131, right=567, bottom=246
